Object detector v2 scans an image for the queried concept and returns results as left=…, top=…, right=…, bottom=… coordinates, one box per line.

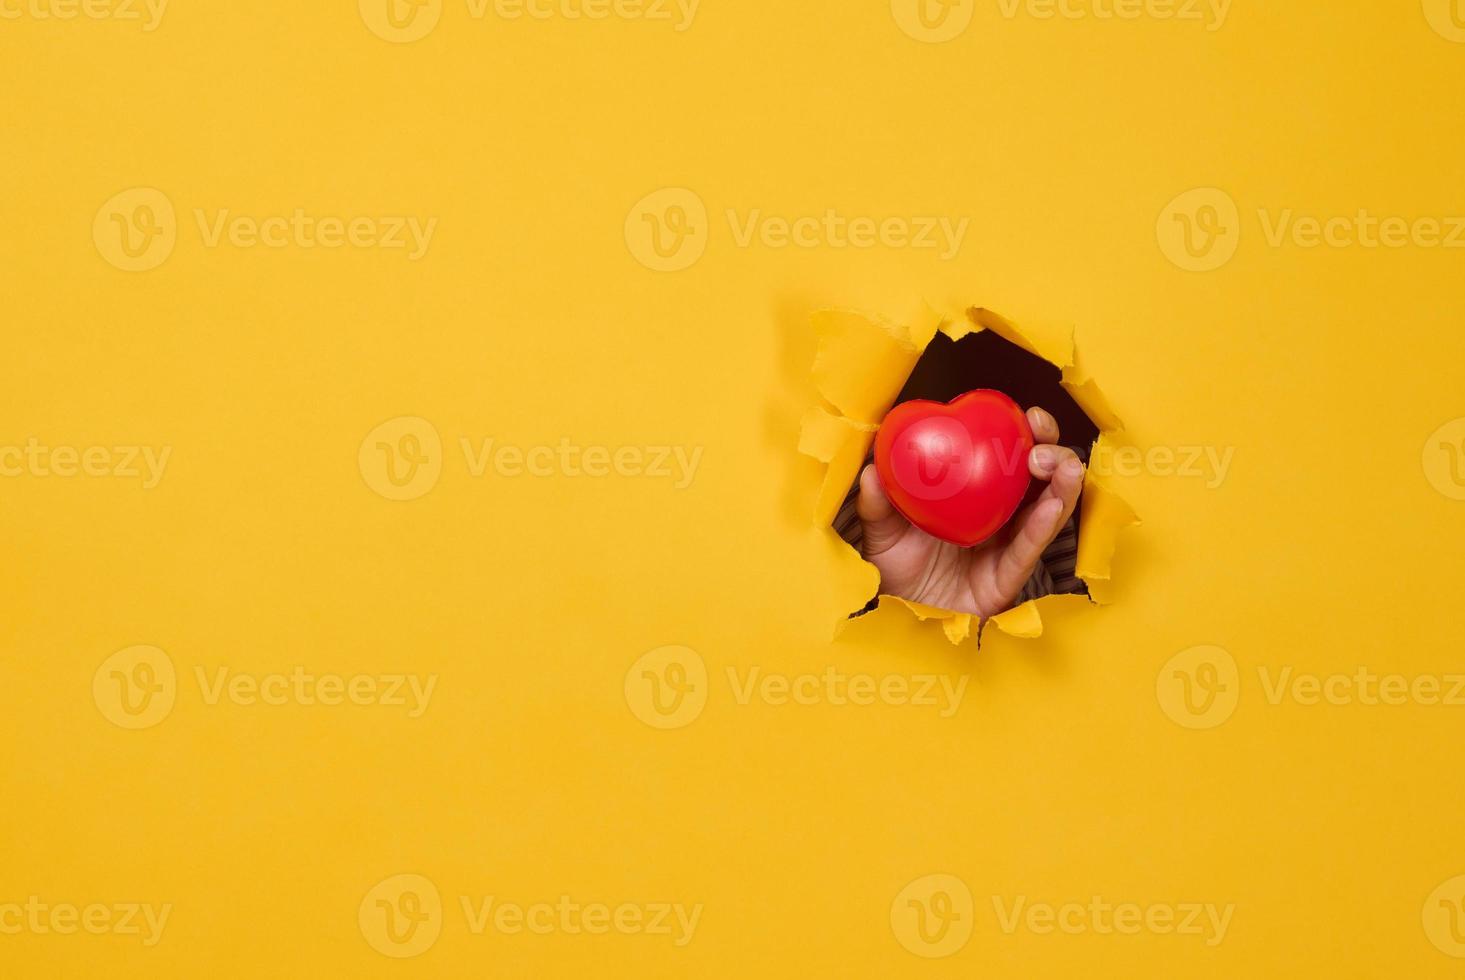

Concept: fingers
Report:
left=1029, top=442, right=1079, bottom=482
left=994, top=454, right=1086, bottom=602
left=992, top=496, right=1067, bottom=601
left=855, top=464, right=909, bottom=556
left=1026, top=406, right=1059, bottom=445
left=855, top=464, right=892, bottom=522
left=1044, top=453, right=1086, bottom=514
left=1026, top=407, right=1070, bottom=480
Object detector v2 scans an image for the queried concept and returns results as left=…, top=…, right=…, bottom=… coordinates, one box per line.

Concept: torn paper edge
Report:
left=799, top=303, right=1140, bottom=644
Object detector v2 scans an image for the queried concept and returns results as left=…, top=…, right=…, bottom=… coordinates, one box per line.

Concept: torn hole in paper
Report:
left=799, top=305, right=1139, bottom=644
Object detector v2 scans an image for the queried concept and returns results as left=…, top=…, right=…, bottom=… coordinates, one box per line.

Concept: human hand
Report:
left=856, top=406, right=1085, bottom=618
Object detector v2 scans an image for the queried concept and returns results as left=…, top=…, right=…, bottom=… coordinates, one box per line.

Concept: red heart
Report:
left=873, top=389, right=1034, bottom=547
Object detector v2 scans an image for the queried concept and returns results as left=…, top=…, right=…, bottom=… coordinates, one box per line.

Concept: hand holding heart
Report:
left=858, top=399, right=1085, bottom=619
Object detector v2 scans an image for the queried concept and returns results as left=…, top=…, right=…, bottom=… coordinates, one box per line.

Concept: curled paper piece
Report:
left=799, top=405, right=879, bottom=527
left=891, top=597, right=976, bottom=646
left=988, top=598, right=1044, bottom=639
left=1075, top=472, right=1141, bottom=585
left=810, top=310, right=921, bottom=425
left=799, top=304, right=1140, bottom=644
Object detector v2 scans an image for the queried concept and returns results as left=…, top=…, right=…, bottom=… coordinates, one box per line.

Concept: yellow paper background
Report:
left=3, top=1, right=1465, bottom=977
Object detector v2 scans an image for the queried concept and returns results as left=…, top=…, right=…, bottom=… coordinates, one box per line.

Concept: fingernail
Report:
left=1032, top=446, right=1058, bottom=473
left=1062, top=457, right=1083, bottom=478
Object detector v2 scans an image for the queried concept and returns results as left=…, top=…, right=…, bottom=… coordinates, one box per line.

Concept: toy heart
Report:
left=874, top=389, right=1034, bottom=548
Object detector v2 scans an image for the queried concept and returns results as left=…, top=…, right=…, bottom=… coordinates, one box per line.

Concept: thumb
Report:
left=856, top=464, right=909, bottom=557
